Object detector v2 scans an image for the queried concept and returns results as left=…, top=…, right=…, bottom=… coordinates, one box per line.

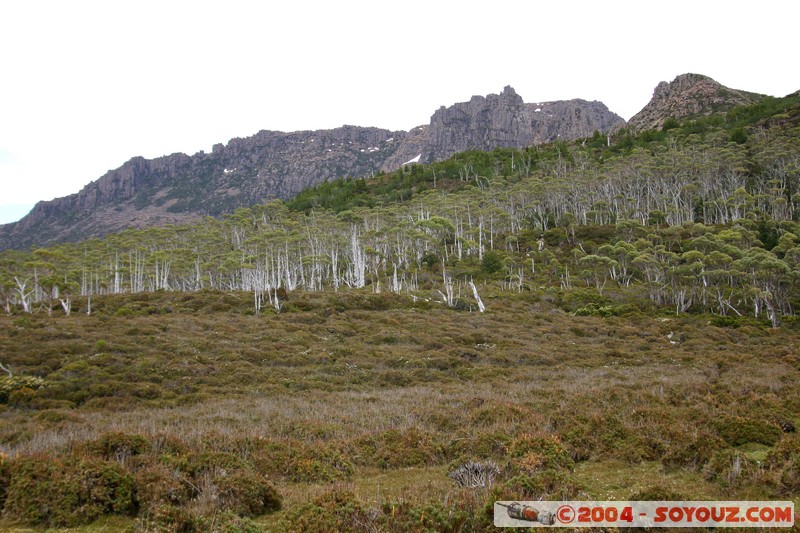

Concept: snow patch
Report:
left=223, top=168, right=236, bottom=174
left=403, top=154, right=422, bottom=165
left=534, top=108, right=542, bottom=112
left=386, top=137, right=394, bottom=142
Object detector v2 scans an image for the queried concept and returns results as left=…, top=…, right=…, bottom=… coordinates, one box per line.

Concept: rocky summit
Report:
left=623, top=73, right=764, bottom=132
left=0, top=87, right=623, bottom=250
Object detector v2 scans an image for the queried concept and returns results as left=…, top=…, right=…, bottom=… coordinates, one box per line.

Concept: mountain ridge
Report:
left=0, top=87, right=623, bottom=250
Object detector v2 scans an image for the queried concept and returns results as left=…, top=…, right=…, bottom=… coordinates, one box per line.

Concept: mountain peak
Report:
left=501, top=85, right=518, bottom=97
left=625, top=73, right=764, bottom=132
left=0, top=87, right=623, bottom=250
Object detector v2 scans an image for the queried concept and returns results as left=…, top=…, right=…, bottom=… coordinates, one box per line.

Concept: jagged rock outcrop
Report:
left=0, top=87, right=624, bottom=250
left=392, top=86, right=624, bottom=164
left=623, top=73, right=764, bottom=132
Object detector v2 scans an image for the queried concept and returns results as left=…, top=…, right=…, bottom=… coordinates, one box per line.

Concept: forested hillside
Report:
left=2, top=92, right=799, bottom=326
left=0, top=91, right=799, bottom=532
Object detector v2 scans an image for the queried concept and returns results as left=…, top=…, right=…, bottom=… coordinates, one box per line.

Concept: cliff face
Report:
left=624, top=73, right=764, bottom=132
left=0, top=87, right=624, bottom=250
left=418, top=86, right=623, bottom=162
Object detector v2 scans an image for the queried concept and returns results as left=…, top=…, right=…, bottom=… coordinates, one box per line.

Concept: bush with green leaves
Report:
left=767, top=435, right=800, bottom=495
left=351, top=428, right=443, bottom=468
left=283, top=491, right=378, bottom=532
left=133, top=505, right=262, bottom=533
left=250, top=438, right=353, bottom=482
left=214, top=468, right=282, bottom=517
left=0, top=375, right=46, bottom=403
left=661, top=431, right=726, bottom=471
left=86, top=431, right=152, bottom=462
left=2, top=454, right=137, bottom=527
left=713, top=415, right=783, bottom=446
left=703, top=449, right=763, bottom=487
left=508, top=434, right=574, bottom=473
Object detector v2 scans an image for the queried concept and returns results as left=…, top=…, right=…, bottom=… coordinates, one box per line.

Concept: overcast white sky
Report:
left=1, top=0, right=798, bottom=224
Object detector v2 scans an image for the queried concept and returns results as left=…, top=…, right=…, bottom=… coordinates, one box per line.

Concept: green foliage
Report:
left=710, top=315, right=743, bottom=328
left=133, top=462, right=192, bottom=509
left=713, top=415, right=783, bottom=446
left=503, top=469, right=584, bottom=500
left=213, top=469, right=281, bottom=517
left=2, top=91, right=800, bottom=529
left=662, top=117, right=680, bottom=131
left=508, top=434, right=574, bottom=472
left=133, top=505, right=262, bottom=533
left=703, top=449, right=763, bottom=487
left=661, top=431, right=726, bottom=471
left=729, top=127, right=748, bottom=144
left=352, top=428, right=442, bottom=469
left=574, top=302, right=639, bottom=317
left=0, top=375, right=46, bottom=403
left=480, top=250, right=503, bottom=274
left=251, top=439, right=353, bottom=482
left=86, top=431, right=151, bottom=461
left=283, top=491, right=376, bottom=532
left=3, top=454, right=137, bottom=527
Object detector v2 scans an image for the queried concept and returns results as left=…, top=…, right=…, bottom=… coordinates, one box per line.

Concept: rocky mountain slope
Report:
left=623, top=73, right=764, bottom=132
left=0, top=87, right=623, bottom=250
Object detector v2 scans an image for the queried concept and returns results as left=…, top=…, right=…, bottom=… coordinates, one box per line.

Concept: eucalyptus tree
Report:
left=735, top=248, right=793, bottom=327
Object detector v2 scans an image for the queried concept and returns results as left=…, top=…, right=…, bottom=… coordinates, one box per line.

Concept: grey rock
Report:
left=0, top=87, right=624, bottom=250
left=622, top=73, right=764, bottom=133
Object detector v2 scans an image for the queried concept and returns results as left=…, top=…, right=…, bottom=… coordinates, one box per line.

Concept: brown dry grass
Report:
left=1, top=289, right=799, bottom=530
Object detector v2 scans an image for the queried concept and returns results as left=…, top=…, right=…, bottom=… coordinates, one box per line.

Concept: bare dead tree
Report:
left=448, top=461, right=499, bottom=488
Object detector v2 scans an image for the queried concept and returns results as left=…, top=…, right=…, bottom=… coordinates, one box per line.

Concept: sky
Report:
left=1, top=1, right=798, bottom=224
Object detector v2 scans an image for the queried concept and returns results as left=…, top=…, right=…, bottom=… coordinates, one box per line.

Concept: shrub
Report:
left=508, top=434, right=574, bottom=473
left=381, top=498, right=479, bottom=532
left=283, top=490, right=378, bottom=532
left=709, top=315, right=742, bottom=328
left=777, top=457, right=800, bottom=495
left=447, top=430, right=512, bottom=461
left=661, top=431, right=726, bottom=471
left=3, top=454, right=136, bottom=527
left=250, top=439, right=353, bottom=482
left=87, top=431, right=151, bottom=463
left=574, top=303, right=639, bottom=317
left=352, top=428, right=442, bottom=469
left=166, top=450, right=248, bottom=479
left=766, top=435, right=800, bottom=468
left=132, top=504, right=197, bottom=533
left=469, top=402, right=537, bottom=427
left=558, top=288, right=610, bottom=312
left=134, top=462, right=192, bottom=509
left=714, top=415, right=783, bottom=446
left=0, top=452, right=8, bottom=511
left=557, top=412, right=654, bottom=463
left=767, top=435, right=800, bottom=495
left=133, top=505, right=262, bottom=533
left=214, top=468, right=281, bottom=516
left=703, top=449, right=762, bottom=486
left=0, top=375, right=47, bottom=403
left=481, top=251, right=503, bottom=274
left=502, top=469, right=584, bottom=500
left=32, top=408, right=83, bottom=425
